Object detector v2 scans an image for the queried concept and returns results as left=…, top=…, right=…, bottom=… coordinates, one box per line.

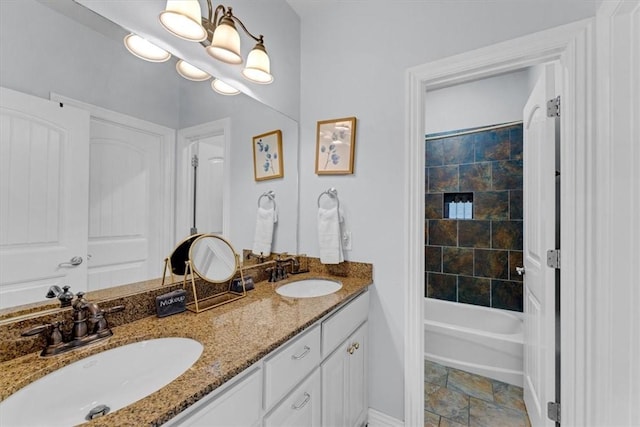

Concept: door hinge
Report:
left=547, top=96, right=561, bottom=117
left=547, top=401, right=561, bottom=423
left=547, top=249, right=561, bottom=269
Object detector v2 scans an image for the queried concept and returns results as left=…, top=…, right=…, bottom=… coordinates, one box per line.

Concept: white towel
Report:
left=317, top=206, right=344, bottom=264
left=252, top=206, right=277, bottom=257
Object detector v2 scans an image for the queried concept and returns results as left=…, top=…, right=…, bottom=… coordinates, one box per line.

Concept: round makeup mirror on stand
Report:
left=184, top=234, right=245, bottom=313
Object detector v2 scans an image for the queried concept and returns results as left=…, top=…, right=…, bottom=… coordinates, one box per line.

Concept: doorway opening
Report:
left=404, top=19, right=592, bottom=427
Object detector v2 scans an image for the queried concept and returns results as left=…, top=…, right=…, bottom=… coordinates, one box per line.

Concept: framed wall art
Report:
left=315, top=116, right=357, bottom=174
left=252, top=130, right=283, bottom=181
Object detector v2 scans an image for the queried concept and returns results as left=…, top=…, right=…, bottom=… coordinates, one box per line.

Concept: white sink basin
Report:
left=276, top=279, right=342, bottom=298
left=0, top=337, right=203, bottom=426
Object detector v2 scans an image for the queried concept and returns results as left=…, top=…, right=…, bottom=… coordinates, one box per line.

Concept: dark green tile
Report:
left=443, top=135, right=474, bottom=165
left=509, top=251, right=524, bottom=282
left=475, top=129, right=510, bottom=162
left=474, top=191, right=509, bottom=220
left=443, top=247, right=474, bottom=276
left=427, top=273, right=457, bottom=301
left=425, top=193, right=443, bottom=219
left=458, top=276, right=491, bottom=307
left=426, top=139, right=444, bottom=166
left=425, top=245, right=443, bottom=272
left=491, top=280, right=524, bottom=312
left=492, top=221, right=523, bottom=250
left=459, top=221, right=491, bottom=248
left=429, top=166, right=459, bottom=192
left=509, top=126, right=523, bottom=160
left=428, top=220, right=458, bottom=246
left=509, top=190, right=523, bottom=220
left=492, top=160, right=523, bottom=190
left=459, top=163, right=491, bottom=191
left=474, top=249, right=509, bottom=279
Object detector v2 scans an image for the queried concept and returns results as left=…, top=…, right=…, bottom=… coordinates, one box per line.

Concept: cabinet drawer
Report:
left=322, top=290, right=369, bottom=356
left=264, top=368, right=321, bottom=427
left=264, top=324, right=321, bottom=410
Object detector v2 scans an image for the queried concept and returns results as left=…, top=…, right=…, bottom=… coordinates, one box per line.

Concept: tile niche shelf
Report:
left=443, top=192, right=473, bottom=220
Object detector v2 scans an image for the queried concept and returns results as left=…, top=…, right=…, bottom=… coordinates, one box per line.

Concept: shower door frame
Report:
left=404, top=19, right=594, bottom=427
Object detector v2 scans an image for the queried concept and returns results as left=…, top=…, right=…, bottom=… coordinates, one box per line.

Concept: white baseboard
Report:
left=367, top=408, right=404, bottom=427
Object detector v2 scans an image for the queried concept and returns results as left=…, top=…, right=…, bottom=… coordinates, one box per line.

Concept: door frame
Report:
left=403, top=19, right=594, bottom=427
left=176, top=118, right=231, bottom=242
left=50, top=93, right=176, bottom=275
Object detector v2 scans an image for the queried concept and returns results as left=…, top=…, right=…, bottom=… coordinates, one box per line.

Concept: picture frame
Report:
left=252, top=130, right=283, bottom=181
left=315, top=117, right=357, bottom=175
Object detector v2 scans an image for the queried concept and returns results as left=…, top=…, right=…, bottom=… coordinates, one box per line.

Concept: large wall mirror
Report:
left=0, top=0, right=299, bottom=311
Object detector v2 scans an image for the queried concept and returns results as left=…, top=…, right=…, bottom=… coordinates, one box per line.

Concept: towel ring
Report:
left=258, top=190, right=276, bottom=209
left=317, top=188, right=342, bottom=222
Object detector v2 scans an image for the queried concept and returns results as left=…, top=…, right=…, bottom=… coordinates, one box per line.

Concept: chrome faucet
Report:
left=21, top=291, right=124, bottom=357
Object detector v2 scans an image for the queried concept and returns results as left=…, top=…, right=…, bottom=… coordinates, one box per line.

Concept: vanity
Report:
left=0, top=259, right=372, bottom=426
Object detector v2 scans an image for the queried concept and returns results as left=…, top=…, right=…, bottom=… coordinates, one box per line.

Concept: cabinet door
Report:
left=168, top=368, right=262, bottom=427
left=347, top=323, right=367, bottom=427
left=264, top=369, right=321, bottom=427
left=321, top=322, right=368, bottom=427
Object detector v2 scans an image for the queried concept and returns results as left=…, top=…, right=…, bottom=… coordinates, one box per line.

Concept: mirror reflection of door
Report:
left=191, top=136, right=224, bottom=235
left=0, top=88, right=89, bottom=309
left=52, top=95, right=175, bottom=293
left=176, top=119, right=229, bottom=242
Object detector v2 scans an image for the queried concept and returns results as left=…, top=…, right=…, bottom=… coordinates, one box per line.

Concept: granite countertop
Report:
left=0, top=271, right=372, bottom=426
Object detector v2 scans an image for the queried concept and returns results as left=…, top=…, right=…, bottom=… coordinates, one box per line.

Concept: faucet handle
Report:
left=103, top=305, right=125, bottom=315
left=21, top=324, right=51, bottom=337
left=21, top=321, right=64, bottom=345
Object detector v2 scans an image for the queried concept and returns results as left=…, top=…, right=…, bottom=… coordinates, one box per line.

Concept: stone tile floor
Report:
left=424, top=359, right=531, bottom=427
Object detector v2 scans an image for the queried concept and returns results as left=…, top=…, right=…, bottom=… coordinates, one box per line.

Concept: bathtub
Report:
left=424, top=298, right=524, bottom=387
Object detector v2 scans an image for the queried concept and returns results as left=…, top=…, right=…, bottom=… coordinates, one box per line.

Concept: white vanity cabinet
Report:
left=320, top=290, right=369, bottom=427
left=321, top=323, right=368, bottom=427
left=163, top=290, right=369, bottom=427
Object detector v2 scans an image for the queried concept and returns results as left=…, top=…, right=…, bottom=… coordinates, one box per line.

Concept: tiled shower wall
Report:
left=424, top=123, right=524, bottom=312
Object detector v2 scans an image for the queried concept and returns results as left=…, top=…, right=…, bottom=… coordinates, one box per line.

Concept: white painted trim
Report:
left=593, top=2, right=640, bottom=426
left=404, top=19, right=594, bottom=427
left=176, top=118, right=231, bottom=241
left=368, top=408, right=404, bottom=427
left=49, top=93, right=177, bottom=270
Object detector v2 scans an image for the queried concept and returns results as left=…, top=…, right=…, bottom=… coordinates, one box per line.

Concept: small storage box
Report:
left=156, top=289, right=187, bottom=317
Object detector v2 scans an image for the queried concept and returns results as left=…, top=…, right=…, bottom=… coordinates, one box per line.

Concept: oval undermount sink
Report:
left=276, top=279, right=343, bottom=298
left=0, top=337, right=203, bottom=426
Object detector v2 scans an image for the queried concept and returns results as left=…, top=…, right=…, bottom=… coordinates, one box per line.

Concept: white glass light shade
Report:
left=176, top=60, right=211, bottom=81
left=211, top=79, right=240, bottom=96
left=241, top=44, right=273, bottom=84
left=159, top=0, right=206, bottom=42
left=123, top=34, right=171, bottom=63
left=206, top=21, right=242, bottom=64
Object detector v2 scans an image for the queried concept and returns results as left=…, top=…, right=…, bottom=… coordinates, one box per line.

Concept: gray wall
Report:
left=291, top=0, right=599, bottom=420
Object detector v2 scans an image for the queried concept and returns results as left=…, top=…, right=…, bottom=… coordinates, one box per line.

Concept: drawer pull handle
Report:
left=348, top=344, right=355, bottom=355
left=354, top=342, right=360, bottom=350
left=291, top=392, right=311, bottom=410
left=291, top=345, right=311, bottom=360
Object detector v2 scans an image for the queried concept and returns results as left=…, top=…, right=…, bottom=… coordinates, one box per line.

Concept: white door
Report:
left=522, top=64, right=558, bottom=427
left=0, top=87, right=89, bottom=308
left=86, top=114, right=173, bottom=291
left=176, top=120, right=230, bottom=240
left=50, top=95, right=175, bottom=292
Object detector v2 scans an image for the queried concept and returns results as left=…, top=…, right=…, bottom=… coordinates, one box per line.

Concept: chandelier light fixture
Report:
left=159, top=0, right=274, bottom=85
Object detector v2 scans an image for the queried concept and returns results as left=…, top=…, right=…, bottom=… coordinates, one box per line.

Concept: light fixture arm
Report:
left=202, top=2, right=264, bottom=44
